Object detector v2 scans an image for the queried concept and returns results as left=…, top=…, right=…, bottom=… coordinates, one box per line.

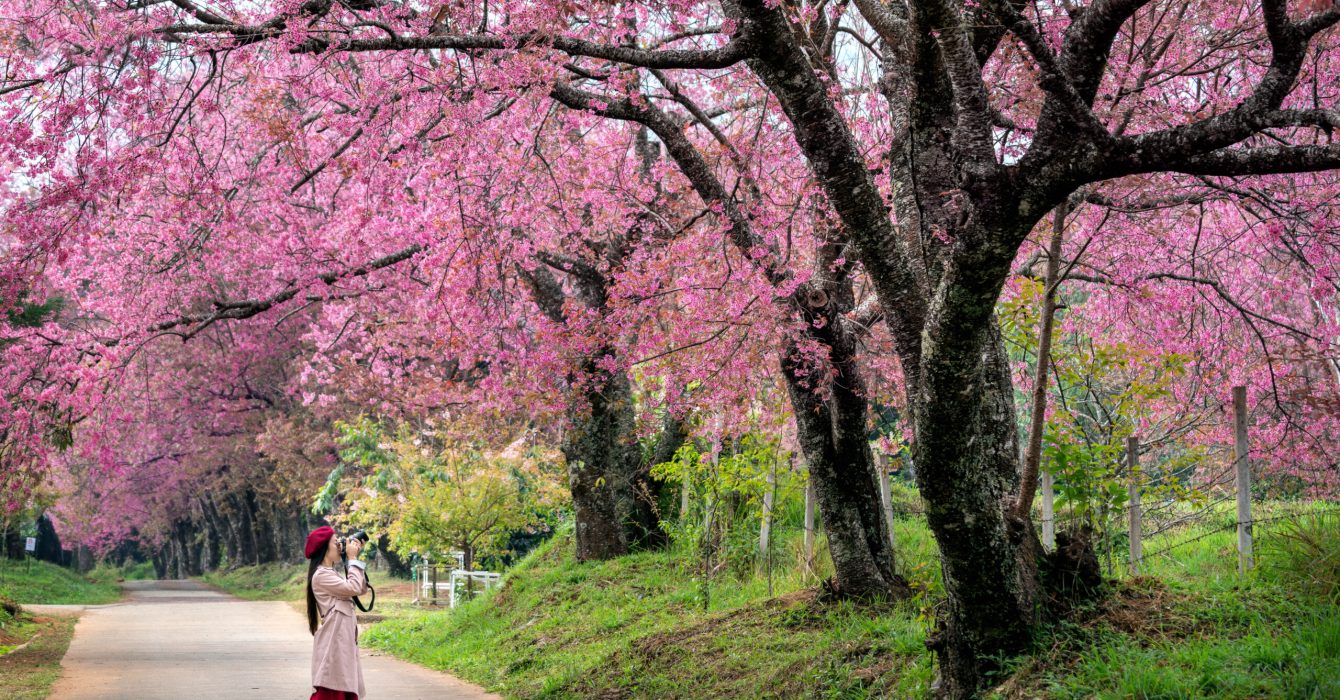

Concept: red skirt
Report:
left=311, top=688, right=357, bottom=700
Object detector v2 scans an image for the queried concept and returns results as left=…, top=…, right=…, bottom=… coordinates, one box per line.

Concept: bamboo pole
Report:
left=1041, top=468, right=1055, bottom=550
left=1233, top=386, right=1253, bottom=575
left=1127, top=437, right=1141, bottom=576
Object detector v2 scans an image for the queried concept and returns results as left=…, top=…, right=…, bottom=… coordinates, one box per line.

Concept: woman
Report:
left=304, top=526, right=369, bottom=700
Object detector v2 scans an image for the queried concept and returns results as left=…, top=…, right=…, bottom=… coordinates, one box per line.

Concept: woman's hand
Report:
left=346, top=537, right=364, bottom=561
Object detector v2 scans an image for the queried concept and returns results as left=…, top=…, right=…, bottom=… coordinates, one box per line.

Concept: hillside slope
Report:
left=364, top=512, right=1340, bottom=699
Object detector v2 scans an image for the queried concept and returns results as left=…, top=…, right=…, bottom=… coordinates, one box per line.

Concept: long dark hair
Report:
left=306, top=542, right=328, bottom=635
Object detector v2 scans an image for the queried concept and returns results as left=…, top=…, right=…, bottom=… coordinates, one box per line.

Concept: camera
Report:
left=337, top=530, right=370, bottom=558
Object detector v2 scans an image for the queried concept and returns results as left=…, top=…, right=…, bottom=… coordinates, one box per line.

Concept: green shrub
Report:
left=87, top=561, right=156, bottom=585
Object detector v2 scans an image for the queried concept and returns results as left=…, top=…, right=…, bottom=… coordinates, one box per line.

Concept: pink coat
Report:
left=311, top=564, right=369, bottom=697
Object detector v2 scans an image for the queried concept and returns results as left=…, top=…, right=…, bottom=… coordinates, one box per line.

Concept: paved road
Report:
left=33, top=580, right=498, bottom=700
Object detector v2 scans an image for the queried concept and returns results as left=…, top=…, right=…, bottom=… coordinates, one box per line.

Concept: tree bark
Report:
left=245, top=491, right=277, bottom=564
left=560, top=356, right=634, bottom=561
left=204, top=495, right=241, bottom=568
left=626, top=411, right=686, bottom=550
left=780, top=312, right=903, bottom=599
left=915, top=318, right=1042, bottom=697
left=227, top=492, right=261, bottom=566
left=35, top=514, right=62, bottom=563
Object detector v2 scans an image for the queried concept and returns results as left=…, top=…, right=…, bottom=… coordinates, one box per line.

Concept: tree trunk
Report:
left=75, top=545, right=94, bottom=574
left=202, top=518, right=222, bottom=571
left=35, top=514, right=62, bottom=563
left=1014, top=204, right=1068, bottom=520
left=780, top=325, right=902, bottom=599
left=626, top=412, right=686, bottom=550
left=245, top=491, right=277, bottom=564
left=1, top=527, right=21, bottom=559
left=229, top=492, right=261, bottom=566
left=561, top=357, right=635, bottom=561
left=205, top=496, right=241, bottom=568
left=915, top=321, right=1042, bottom=697
left=377, top=533, right=411, bottom=577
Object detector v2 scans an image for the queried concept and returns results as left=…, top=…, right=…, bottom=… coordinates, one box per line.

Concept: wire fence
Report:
left=1139, top=505, right=1340, bottom=562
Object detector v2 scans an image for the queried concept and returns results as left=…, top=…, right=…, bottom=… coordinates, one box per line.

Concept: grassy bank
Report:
left=200, top=561, right=412, bottom=602
left=0, top=603, right=77, bottom=700
left=362, top=502, right=1340, bottom=699
left=365, top=532, right=936, bottom=698
left=0, top=559, right=121, bottom=605
left=199, top=562, right=312, bottom=601
left=198, top=561, right=420, bottom=629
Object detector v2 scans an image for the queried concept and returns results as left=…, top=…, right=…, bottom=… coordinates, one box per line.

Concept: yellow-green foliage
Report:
left=1001, top=278, right=1209, bottom=534
left=322, top=417, right=567, bottom=567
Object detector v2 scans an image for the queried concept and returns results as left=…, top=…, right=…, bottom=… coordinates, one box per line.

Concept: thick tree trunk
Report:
left=914, top=322, right=1041, bottom=697
left=561, top=359, right=635, bottom=561
left=35, top=514, right=62, bottom=563
left=781, top=326, right=902, bottom=599
left=245, top=491, right=277, bottom=564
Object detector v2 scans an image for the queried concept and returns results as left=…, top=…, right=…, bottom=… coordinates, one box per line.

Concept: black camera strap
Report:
left=353, top=581, right=375, bottom=612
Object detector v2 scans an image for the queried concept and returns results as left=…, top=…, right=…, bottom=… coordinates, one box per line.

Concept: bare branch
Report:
left=1165, top=143, right=1340, bottom=176
left=146, top=243, right=423, bottom=337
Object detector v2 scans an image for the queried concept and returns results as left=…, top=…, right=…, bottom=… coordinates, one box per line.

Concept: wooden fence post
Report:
left=878, top=458, right=896, bottom=553
left=803, top=479, right=816, bottom=571
left=761, top=462, right=777, bottom=596
left=1233, top=386, right=1254, bottom=575
left=1127, top=436, right=1141, bottom=576
left=1041, top=468, right=1055, bottom=551
left=759, top=466, right=775, bottom=559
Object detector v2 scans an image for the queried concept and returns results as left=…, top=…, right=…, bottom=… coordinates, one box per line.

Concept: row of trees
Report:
left=1, top=0, right=1337, bottom=695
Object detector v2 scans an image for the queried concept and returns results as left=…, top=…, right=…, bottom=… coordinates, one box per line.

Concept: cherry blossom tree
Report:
left=2, top=0, right=1338, bottom=694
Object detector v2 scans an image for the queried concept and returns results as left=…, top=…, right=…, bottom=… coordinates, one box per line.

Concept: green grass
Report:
left=364, top=529, right=938, bottom=699
left=359, top=499, right=1340, bottom=699
left=0, top=559, right=121, bottom=605
left=1008, top=499, right=1340, bottom=699
left=200, top=562, right=311, bottom=601
left=0, top=609, right=77, bottom=700
left=1038, top=609, right=1340, bottom=699
left=87, top=561, right=156, bottom=585
left=199, top=561, right=410, bottom=606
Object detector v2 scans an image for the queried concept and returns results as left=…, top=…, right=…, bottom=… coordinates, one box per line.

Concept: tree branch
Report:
left=1163, top=143, right=1340, bottom=176
left=146, top=243, right=422, bottom=337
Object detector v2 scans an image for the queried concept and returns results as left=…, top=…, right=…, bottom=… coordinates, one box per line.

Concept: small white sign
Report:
left=24, top=537, right=36, bottom=552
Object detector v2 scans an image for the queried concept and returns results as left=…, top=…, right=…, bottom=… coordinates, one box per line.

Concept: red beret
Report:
left=305, top=526, right=335, bottom=559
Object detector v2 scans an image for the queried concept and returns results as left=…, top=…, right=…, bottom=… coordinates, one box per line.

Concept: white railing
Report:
left=412, top=560, right=501, bottom=606
left=447, top=570, right=502, bottom=608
